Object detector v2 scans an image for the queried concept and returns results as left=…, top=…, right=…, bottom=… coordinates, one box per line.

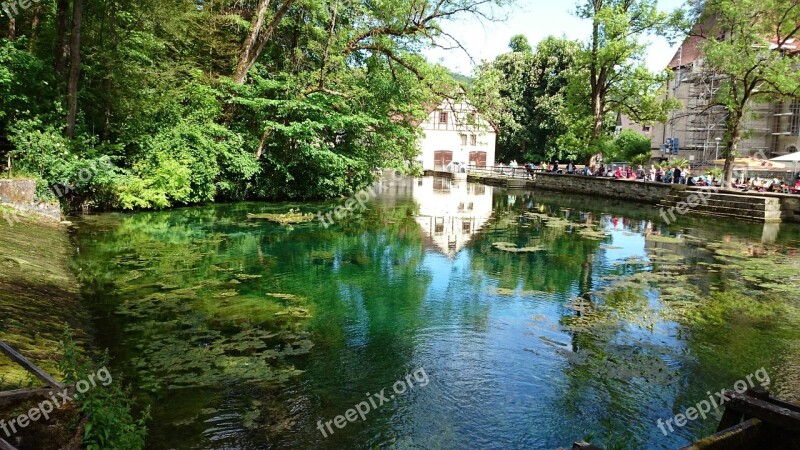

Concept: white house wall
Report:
left=417, top=100, right=497, bottom=170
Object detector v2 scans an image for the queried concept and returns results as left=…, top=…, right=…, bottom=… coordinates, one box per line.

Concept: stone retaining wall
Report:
left=469, top=172, right=673, bottom=204
left=466, top=173, right=800, bottom=224
left=0, top=179, right=62, bottom=223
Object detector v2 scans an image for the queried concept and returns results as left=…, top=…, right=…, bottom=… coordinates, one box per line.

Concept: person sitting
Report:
left=792, top=179, right=800, bottom=194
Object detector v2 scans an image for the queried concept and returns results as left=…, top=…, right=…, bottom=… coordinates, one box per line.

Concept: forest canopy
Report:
left=0, top=0, right=508, bottom=209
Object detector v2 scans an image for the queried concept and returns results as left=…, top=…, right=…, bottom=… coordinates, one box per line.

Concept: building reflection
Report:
left=412, top=177, right=494, bottom=257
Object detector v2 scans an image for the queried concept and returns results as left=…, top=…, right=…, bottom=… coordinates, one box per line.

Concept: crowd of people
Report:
left=494, top=160, right=800, bottom=193
left=517, top=161, right=698, bottom=184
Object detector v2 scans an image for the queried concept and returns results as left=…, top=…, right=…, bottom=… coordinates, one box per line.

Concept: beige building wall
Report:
left=417, top=99, right=497, bottom=171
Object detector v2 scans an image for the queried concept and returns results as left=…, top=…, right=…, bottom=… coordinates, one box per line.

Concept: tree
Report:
left=472, top=35, right=581, bottom=162
left=696, top=0, right=800, bottom=188
left=0, top=0, right=513, bottom=209
left=611, top=129, right=651, bottom=161
left=571, top=0, right=680, bottom=163
left=65, top=0, right=83, bottom=138
left=232, top=0, right=296, bottom=85
left=509, top=34, right=532, bottom=53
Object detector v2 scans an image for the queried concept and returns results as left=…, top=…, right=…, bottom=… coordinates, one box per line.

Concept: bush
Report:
left=609, top=129, right=652, bottom=162
left=59, top=330, right=149, bottom=450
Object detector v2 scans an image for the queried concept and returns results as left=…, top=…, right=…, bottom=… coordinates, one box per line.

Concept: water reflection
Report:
left=413, top=177, right=493, bottom=257
left=69, top=177, right=800, bottom=450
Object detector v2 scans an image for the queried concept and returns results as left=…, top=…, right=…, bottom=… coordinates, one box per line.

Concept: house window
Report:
left=460, top=134, right=467, bottom=146
left=470, top=135, right=477, bottom=146
left=439, top=111, right=449, bottom=124
left=642, top=126, right=651, bottom=132
left=468, top=113, right=477, bottom=123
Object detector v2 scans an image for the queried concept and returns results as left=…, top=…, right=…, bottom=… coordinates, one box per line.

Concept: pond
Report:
left=70, top=176, right=800, bottom=449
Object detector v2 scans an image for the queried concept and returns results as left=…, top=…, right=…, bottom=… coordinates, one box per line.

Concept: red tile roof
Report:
left=667, top=15, right=800, bottom=69
left=668, top=17, right=717, bottom=69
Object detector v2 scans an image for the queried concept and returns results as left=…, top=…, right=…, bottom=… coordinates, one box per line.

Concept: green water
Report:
left=69, top=177, right=800, bottom=449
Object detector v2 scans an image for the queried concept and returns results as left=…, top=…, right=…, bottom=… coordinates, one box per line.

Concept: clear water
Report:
left=70, top=176, right=800, bottom=449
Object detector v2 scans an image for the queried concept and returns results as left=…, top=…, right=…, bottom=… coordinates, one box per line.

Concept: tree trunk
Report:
left=318, top=0, right=339, bottom=88
left=7, top=18, right=15, bottom=40
left=722, top=111, right=744, bottom=189
left=233, top=0, right=295, bottom=84
left=65, top=0, right=84, bottom=139
left=233, top=0, right=272, bottom=84
left=255, top=129, right=271, bottom=160
left=586, top=91, right=604, bottom=167
left=29, top=5, right=42, bottom=50
left=55, top=0, right=71, bottom=76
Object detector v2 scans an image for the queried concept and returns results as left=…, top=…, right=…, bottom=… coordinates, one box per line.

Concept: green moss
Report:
left=247, top=209, right=315, bottom=225
left=0, top=219, right=87, bottom=389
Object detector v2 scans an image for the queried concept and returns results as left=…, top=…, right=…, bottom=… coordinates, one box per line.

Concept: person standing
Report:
left=673, top=166, right=682, bottom=184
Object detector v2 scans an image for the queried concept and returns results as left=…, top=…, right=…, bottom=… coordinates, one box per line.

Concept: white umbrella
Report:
left=771, top=151, right=800, bottom=180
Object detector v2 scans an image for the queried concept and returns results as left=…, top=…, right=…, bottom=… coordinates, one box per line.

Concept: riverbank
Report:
left=0, top=216, right=88, bottom=448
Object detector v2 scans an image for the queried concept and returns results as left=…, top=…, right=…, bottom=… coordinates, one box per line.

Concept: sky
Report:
left=424, top=0, right=688, bottom=75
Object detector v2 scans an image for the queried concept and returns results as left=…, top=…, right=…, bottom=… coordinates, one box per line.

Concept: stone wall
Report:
left=466, top=173, right=800, bottom=224
left=469, top=172, right=674, bottom=204
left=0, top=179, right=62, bottom=223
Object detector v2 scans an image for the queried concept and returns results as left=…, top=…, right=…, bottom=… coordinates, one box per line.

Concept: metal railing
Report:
left=467, top=165, right=588, bottom=179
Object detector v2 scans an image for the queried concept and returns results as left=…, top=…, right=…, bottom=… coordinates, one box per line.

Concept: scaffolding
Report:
left=666, top=63, right=780, bottom=163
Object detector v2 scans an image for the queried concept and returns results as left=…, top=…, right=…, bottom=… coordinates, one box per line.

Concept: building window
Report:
left=470, top=135, right=477, bottom=146
left=439, top=111, right=448, bottom=124
left=460, top=134, right=467, bottom=146
left=468, top=113, right=477, bottom=123
left=642, top=126, right=651, bottom=132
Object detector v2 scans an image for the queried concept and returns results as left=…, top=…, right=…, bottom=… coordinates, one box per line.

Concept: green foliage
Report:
left=0, top=0, right=504, bottom=209
left=0, top=40, right=61, bottom=130
left=629, top=153, right=653, bottom=167
left=698, top=0, right=800, bottom=185
left=508, top=34, right=532, bottom=53
left=472, top=36, right=582, bottom=162
left=59, top=330, right=149, bottom=450
left=7, top=118, right=124, bottom=205
left=567, top=0, right=682, bottom=159
left=608, top=129, right=652, bottom=162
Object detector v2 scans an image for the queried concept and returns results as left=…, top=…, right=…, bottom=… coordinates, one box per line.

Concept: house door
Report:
left=433, top=150, right=453, bottom=170
left=469, top=151, right=487, bottom=167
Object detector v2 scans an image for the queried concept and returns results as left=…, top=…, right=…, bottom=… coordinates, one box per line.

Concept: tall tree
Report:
left=696, top=0, right=800, bottom=188
left=65, top=0, right=83, bottom=138
left=233, top=0, right=296, bottom=84
left=54, top=0, right=71, bottom=76
left=472, top=35, right=581, bottom=162
left=573, top=0, right=679, bottom=162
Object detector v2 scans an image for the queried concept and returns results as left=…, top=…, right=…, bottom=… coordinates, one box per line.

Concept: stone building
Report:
left=650, top=20, right=800, bottom=163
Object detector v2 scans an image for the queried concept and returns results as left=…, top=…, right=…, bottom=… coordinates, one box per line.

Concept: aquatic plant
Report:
left=247, top=209, right=315, bottom=225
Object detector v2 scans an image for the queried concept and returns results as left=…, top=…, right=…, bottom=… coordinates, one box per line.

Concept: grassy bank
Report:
left=0, top=218, right=87, bottom=388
